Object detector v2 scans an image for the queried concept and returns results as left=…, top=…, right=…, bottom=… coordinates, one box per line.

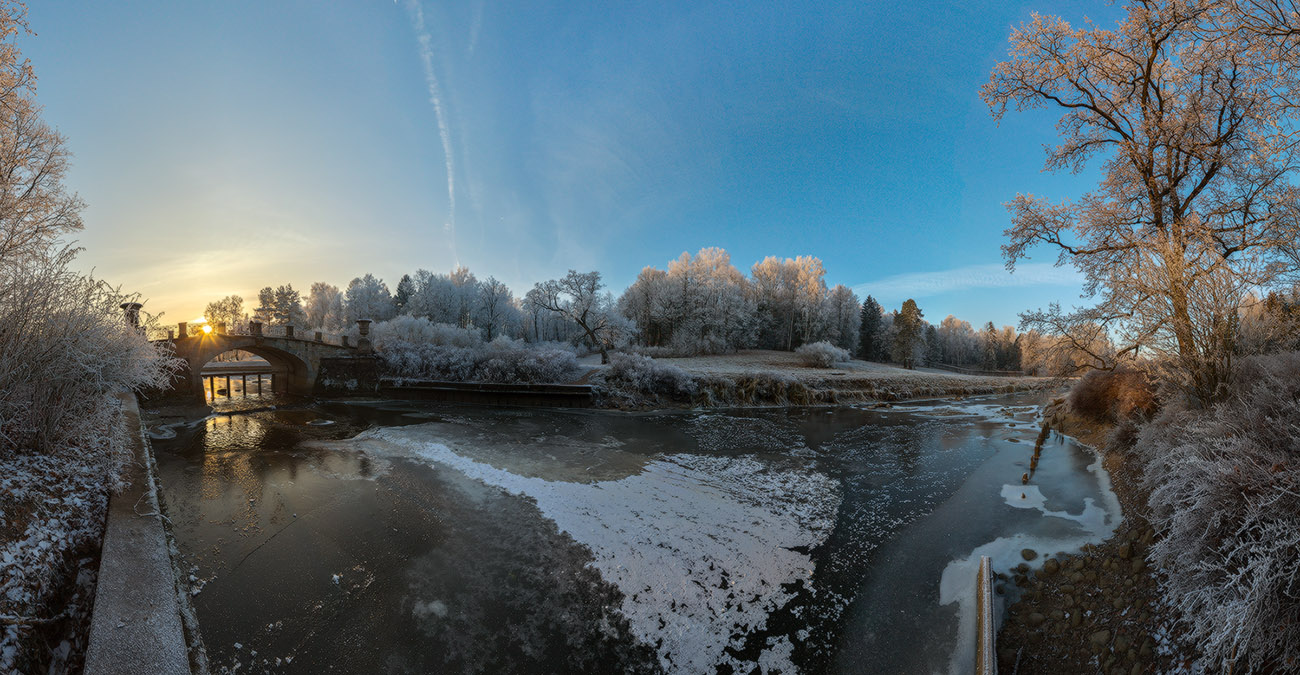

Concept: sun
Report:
left=201, top=324, right=213, bottom=334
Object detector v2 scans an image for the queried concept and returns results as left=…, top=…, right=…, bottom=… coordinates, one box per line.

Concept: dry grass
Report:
left=597, top=350, right=1055, bottom=408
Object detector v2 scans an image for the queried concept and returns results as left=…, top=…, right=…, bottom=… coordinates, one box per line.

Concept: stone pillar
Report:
left=285, top=325, right=295, bottom=339
left=217, top=322, right=227, bottom=335
left=342, top=335, right=350, bottom=348
left=251, top=321, right=263, bottom=336
left=315, top=331, right=323, bottom=343
left=178, top=322, right=188, bottom=339
left=120, top=302, right=143, bottom=330
left=167, top=329, right=174, bottom=340
left=356, top=319, right=373, bottom=354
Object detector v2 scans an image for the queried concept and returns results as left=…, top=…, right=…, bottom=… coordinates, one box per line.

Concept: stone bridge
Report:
left=156, top=320, right=373, bottom=402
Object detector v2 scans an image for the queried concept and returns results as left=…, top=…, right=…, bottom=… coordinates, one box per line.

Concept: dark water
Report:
left=150, top=394, right=1119, bottom=674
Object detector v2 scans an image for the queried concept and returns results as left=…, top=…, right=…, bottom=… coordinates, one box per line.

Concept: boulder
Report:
left=1027, top=612, right=1046, bottom=627
left=1089, top=629, right=1111, bottom=651
left=1042, top=559, right=1060, bottom=575
left=1021, top=548, right=1038, bottom=561
left=1118, top=542, right=1132, bottom=560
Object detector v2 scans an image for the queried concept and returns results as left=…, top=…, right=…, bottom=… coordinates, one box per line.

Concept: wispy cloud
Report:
left=405, top=0, right=458, bottom=262
left=852, top=262, right=1082, bottom=301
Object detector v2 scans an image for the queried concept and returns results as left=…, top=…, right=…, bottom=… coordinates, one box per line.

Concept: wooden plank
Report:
left=976, top=555, right=996, bottom=675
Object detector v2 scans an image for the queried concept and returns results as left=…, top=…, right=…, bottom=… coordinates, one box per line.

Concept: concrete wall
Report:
left=84, top=393, right=198, bottom=674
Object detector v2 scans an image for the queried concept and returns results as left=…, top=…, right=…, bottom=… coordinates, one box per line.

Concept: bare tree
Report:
left=984, top=1, right=1300, bottom=400
left=0, top=4, right=83, bottom=261
left=531, top=270, right=621, bottom=363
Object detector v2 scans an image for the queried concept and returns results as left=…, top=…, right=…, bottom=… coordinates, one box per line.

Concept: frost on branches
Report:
left=794, top=341, right=851, bottom=368
left=1138, top=352, right=1300, bottom=671
left=0, top=2, right=181, bottom=668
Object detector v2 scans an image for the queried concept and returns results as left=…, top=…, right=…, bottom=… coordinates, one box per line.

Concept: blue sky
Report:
left=25, top=0, right=1119, bottom=327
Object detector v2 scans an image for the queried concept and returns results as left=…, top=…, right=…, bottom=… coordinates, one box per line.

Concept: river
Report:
left=150, top=392, right=1120, bottom=674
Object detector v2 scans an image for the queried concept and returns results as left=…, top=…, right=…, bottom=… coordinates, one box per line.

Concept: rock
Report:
left=1062, top=594, right=1075, bottom=608
left=1049, top=609, right=1064, bottom=621
left=1112, top=596, right=1128, bottom=610
left=1021, top=548, right=1038, bottom=561
left=1015, top=562, right=1030, bottom=574
left=995, top=583, right=1006, bottom=595
left=1072, top=559, right=1086, bottom=571
left=1060, top=584, right=1075, bottom=594
left=1139, top=638, right=1153, bottom=658
left=1027, top=612, right=1046, bottom=627
left=1118, top=542, right=1132, bottom=559
left=1085, top=570, right=1098, bottom=582
left=1130, top=663, right=1142, bottom=675
left=1021, top=472, right=1030, bottom=484
left=1131, top=558, right=1145, bottom=574
left=1070, top=612, right=1082, bottom=627
left=1114, top=635, right=1131, bottom=652
left=1043, top=559, right=1060, bottom=575
left=1090, top=629, right=1112, bottom=651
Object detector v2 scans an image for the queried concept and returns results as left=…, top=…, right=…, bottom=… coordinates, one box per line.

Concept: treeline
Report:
left=203, top=246, right=1097, bottom=374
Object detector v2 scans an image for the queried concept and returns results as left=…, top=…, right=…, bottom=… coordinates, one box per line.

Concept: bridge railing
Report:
left=166, top=320, right=371, bottom=350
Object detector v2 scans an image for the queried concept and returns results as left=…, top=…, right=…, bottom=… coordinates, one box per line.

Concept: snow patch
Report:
left=358, top=425, right=842, bottom=674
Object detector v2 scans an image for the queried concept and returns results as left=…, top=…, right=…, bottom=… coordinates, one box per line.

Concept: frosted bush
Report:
left=795, top=341, right=851, bottom=368
left=362, top=316, right=482, bottom=350
left=377, top=336, right=578, bottom=384
left=1137, top=352, right=1300, bottom=671
left=600, top=353, right=699, bottom=401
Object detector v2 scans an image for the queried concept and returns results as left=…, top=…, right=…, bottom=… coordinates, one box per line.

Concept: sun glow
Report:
left=201, top=324, right=213, bottom=334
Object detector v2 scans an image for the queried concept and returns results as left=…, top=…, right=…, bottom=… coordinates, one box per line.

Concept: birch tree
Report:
left=984, top=0, right=1300, bottom=400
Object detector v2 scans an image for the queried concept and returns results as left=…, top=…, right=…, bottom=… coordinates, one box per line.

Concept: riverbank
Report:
left=591, top=350, right=1057, bottom=409
left=995, top=400, right=1194, bottom=673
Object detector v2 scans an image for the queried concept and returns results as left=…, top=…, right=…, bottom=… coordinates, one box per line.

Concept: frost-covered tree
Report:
left=984, top=1, right=1300, bottom=399
left=619, top=266, right=671, bottom=346
left=344, top=273, right=394, bottom=323
left=751, top=256, right=827, bottom=349
left=891, top=299, right=925, bottom=369
left=305, top=282, right=344, bottom=332
left=475, top=276, right=517, bottom=341
left=449, top=265, right=479, bottom=328
left=393, top=274, right=414, bottom=315
left=824, top=284, right=860, bottom=353
left=925, top=324, right=941, bottom=367
left=859, top=295, right=883, bottom=360
left=532, top=270, right=624, bottom=363
left=937, top=315, right=976, bottom=365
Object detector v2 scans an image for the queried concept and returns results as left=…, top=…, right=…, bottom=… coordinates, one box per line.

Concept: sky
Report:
left=24, top=0, right=1121, bottom=328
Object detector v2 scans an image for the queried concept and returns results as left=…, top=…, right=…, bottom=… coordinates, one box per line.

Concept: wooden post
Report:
left=257, top=374, right=263, bottom=396
left=225, top=375, right=230, bottom=398
left=976, top=555, right=996, bottom=675
left=242, top=374, right=247, bottom=397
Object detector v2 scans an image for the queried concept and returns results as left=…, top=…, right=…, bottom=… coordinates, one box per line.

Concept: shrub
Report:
left=363, top=316, right=482, bottom=350
left=795, top=341, right=851, bottom=368
left=1138, top=352, right=1300, bottom=670
left=378, top=337, right=578, bottom=384
left=599, top=353, right=699, bottom=401
left=1066, top=366, right=1156, bottom=423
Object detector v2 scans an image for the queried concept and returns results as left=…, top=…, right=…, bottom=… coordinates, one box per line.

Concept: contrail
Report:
left=405, top=0, right=458, bottom=262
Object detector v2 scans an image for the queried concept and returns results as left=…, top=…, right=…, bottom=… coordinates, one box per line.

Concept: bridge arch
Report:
left=159, top=327, right=365, bottom=403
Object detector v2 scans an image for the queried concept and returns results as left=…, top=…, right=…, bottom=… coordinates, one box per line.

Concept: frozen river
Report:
left=151, top=393, right=1120, bottom=674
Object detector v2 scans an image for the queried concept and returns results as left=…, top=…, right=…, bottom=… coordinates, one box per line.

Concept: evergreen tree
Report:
left=892, top=299, right=925, bottom=369
left=394, top=274, right=414, bottom=315
left=925, top=324, right=941, bottom=366
left=859, top=295, right=883, bottom=360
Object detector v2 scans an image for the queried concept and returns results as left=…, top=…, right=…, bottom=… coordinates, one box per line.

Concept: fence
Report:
left=930, top=362, right=1026, bottom=377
